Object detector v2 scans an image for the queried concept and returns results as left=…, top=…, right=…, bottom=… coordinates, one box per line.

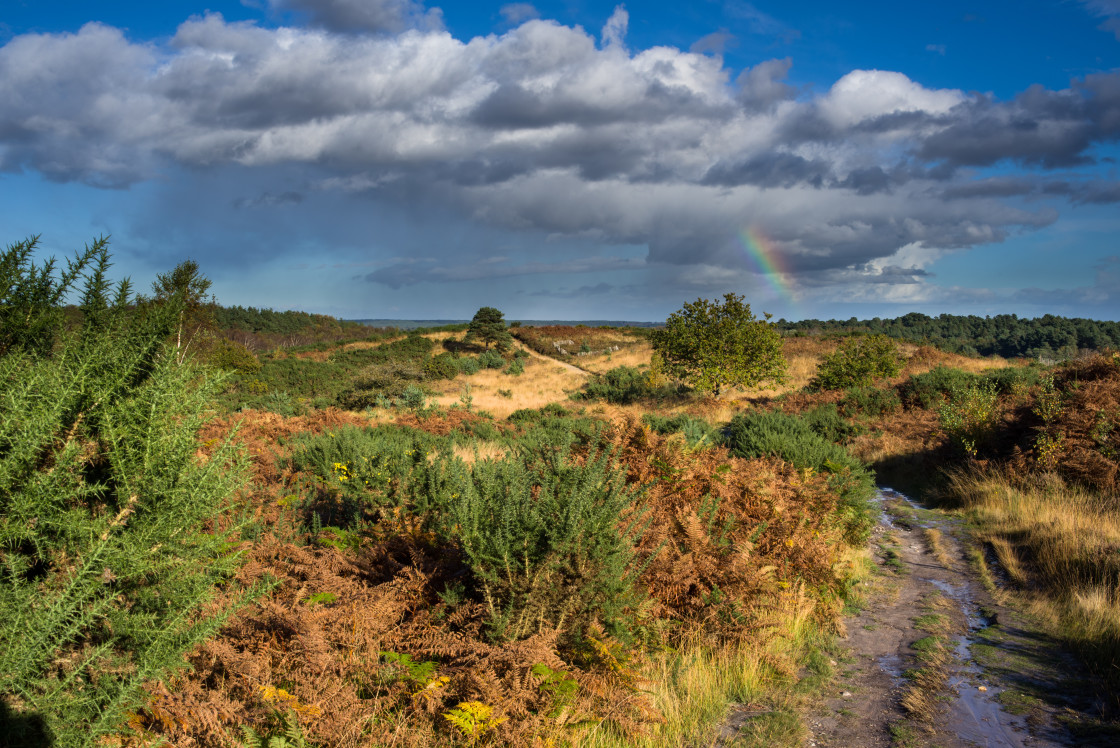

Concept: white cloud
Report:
left=819, top=69, right=965, bottom=128
left=600, top=5, right=629, bottom=50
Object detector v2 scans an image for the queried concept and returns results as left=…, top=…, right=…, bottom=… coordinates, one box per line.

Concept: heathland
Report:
left=3, top=240, right=1120, bottom=747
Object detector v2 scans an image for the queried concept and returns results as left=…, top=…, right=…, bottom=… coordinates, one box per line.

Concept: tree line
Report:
left=774, top=312, right=1120, bottom=360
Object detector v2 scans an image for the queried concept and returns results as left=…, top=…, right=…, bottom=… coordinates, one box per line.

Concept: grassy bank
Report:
left=941, top=468, right=1120, bottom=696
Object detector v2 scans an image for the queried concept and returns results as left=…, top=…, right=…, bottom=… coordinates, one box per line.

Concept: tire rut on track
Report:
left=806, top=488, right=1083, bottom=748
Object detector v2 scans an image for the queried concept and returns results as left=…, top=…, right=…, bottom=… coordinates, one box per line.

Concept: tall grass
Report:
left=942, top=468, right=1120, bottom=692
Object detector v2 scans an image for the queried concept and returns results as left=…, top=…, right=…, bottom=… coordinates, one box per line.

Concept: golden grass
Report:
left=944, top=468, right=1120, bottom=683
left=577, top=587, right=821, bottom=748
left=579, top=342, right=654, bottom=374
left=424, top=353, right=590, bottom=419
left=923, top=528, right=954, bottom=570
left=451, top=441, right=508, bottom=464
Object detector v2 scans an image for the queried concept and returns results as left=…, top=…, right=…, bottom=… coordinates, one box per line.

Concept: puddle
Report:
left=871, top=487, right=1060, bottom=747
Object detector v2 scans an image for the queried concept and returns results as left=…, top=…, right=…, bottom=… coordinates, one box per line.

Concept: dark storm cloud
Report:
left=267, top=0, right=443, bottom=34
left=943, top=177, right=1037, bottom=199
left=702, top=152, right=831, bottom=188
left=918, top=74, right=1120, bottom=168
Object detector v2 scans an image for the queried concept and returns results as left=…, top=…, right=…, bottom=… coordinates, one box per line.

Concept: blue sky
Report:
left=2, top=1, right=1119, bottom=321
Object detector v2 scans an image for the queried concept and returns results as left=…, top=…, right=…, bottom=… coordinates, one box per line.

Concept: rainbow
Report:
left=737, top=226, right=794, bottom=302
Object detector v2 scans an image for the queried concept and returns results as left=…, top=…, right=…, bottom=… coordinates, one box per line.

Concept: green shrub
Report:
left=337, top=361, right=426, bottom=409
left=812, top=334, right=902, bottom=390
left=841, top=386, right=902, bottom=418
left=288, top=425, right=451, bottom=532
left=478, top=350, right=505, bottom=369
left=803, top=403, right=861, bottom=442
left=581, top=365, right=678, bottom=405
left=507, top=404, right=569, bottom=423
left=0, top=241, right=259, bottom=746
left=457, top=356, right=481, bottom=375
left=504, top=357, right=525, bottom=376
left=424, top=352, right=460, bottom=381
left=900, top=366, right=980, bottom=409
left=209, top=338, right=262, bottom=375
left=262, top=389, right=304, bottom=417
left=982, top=366, right=1042, bottom=395
left=724, top=411, right=875, bottom=543
left=937, top=379, right=1001, bottom=458
left=397, top=385, right=426, bottom=411
left=450, top=447, right=647, bottom=643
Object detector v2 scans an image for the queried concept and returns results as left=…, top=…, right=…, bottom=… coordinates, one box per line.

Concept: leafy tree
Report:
left=650, top=293, right=786, bottom=395
left=812, top=334, right=902, bottom=390
left=464, top=306, right=512, bottom=351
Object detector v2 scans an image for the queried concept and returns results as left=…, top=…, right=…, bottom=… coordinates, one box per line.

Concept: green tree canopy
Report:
left=650, top=293, right=786, bottom=395
left=464, top=306, right=512, bottom=351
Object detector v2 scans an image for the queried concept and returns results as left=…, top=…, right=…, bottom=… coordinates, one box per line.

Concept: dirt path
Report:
left=514, top=341, right=592, bottom=375
left=804, top=489, right=1100, bottom=748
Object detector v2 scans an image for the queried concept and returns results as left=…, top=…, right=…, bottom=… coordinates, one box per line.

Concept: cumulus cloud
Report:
left=0, top=9, right=1117, bottom=302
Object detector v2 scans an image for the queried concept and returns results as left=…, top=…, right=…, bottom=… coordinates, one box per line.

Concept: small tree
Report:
left=149, top=259, right=216, bottom=363
left=464, top=306, right=512, bottom=351
left=812, top=334, right=903, bottom=390
left=650, top=293, right=786, bottom=396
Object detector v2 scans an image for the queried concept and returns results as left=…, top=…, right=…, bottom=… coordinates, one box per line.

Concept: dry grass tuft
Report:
left=945, top=466, right=1120, bottom=689
left=923, top=528, right=954, bottom=570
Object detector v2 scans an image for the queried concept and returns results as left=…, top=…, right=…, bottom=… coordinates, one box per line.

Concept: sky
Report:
left=1, top=1, right=1119, bottom=322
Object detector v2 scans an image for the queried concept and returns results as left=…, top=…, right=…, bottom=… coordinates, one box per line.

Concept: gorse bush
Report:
left=451, top=446, right=648, bottom=643
left=209, top=337, right=262, bottom=375
left=983, top=365, right=1043, bottom=396
left=290, top=421, right=645, bottom=644
left=581, top=365, right=679, bottom=404
left=841, top=385, right=902, bottom=418
left=812, top=334, right=902, bottom=390
left=424, top=352, right=460, bottom=381
left=0, top=238, right=256, bottom=747
left=723, top=411, right=875, bottom=543
left=901, top=366, right=980, bottom=409
left=803, top=403, right=862, bottom=443
left=457, top=355, right=481, bottom=375
left=937, top=379, right=1001, bottom=458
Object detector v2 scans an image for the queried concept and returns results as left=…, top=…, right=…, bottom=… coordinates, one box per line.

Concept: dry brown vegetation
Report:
left=124, top=401, right=863, bottom=747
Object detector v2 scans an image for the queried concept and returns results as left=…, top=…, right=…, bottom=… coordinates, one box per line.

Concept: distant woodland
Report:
left=774, top=313, right=1120, bottom=360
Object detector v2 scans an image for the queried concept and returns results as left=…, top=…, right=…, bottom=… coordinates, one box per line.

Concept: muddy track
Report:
left=805, top=489, right=1103, bottom=748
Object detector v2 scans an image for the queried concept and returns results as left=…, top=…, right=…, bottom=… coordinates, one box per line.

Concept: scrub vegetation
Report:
left=3, top=239, right=1119, bottom=746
